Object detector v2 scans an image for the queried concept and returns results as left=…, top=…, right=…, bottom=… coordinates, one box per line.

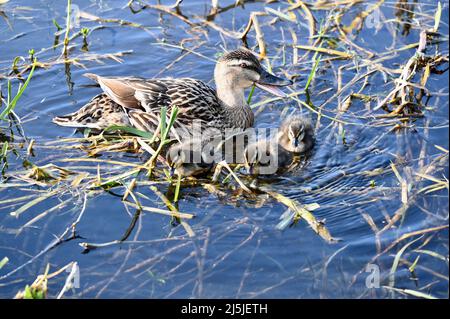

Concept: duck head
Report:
left=214, top=49, right=293, bottom=107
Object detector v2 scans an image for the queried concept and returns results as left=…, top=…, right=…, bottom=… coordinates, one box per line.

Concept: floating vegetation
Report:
left=0, top=0, right=448, bottom=299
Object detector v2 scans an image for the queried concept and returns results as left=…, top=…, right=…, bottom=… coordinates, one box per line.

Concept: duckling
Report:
left=166, top=136, right=218, bottom=177
left=53, top=49, right=292, bottom=133
left=277, top=116, right=315, bottom=154
left=244, top=116, right=314, bottom=175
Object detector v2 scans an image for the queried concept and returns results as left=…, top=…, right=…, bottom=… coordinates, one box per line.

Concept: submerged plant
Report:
left=81, top=27, right=90, bottom=51
left=0, top=0, right=448, bottom=300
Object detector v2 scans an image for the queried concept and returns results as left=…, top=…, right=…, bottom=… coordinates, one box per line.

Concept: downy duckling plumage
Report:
left=166, top=137, right=217, bottom=177
left=244, top=116, right=314, bottom=175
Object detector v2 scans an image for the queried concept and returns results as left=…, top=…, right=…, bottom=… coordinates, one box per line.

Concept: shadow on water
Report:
left=0, top=0, right=448, bottom=298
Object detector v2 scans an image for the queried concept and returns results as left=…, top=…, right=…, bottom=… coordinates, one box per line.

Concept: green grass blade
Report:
left=0, top=59, right=37, bottom=120
left=174, top=173, right=181, bottom=203
left=389, top=236, right=422, bottom=288
left=7, top=79, right=11, bottom=107
left=161, top=106, right=179, bottom=142
left=104, top=125, right=153, bottom=139
left=304, top=53, right=321, bottom=92
left=1, top=141, right=8, bottom=158
left=247, top=85, right=256, bottom=104
left=414, top=249, right=448, bottom=262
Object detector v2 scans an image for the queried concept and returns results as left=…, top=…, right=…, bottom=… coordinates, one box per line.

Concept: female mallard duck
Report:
left=53, top=49, right=292, bottom=133
left=244, top=116, right=315, bottom=175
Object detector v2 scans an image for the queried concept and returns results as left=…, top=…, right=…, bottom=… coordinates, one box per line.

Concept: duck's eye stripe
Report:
left=231, top=63, right=259, bottom=73
left=231, top=63, right=249, bottom=67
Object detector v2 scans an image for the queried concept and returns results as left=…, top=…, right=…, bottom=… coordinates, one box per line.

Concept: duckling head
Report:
left=166, top=139, right=213, bottom=177
left=278, top=117, right=315, bottom=154
left=214, top=49, right=293, bottom=106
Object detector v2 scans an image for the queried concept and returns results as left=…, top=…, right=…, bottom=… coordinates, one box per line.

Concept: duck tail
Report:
left=83, top=73, right=100, bottom=83
left=52, top=94, right=102, bottom=129
left=53, top=93, right=128, bottom=130
left=52, top=112, right=101, bottom=130
left=52, top=113, right=82, bottom=127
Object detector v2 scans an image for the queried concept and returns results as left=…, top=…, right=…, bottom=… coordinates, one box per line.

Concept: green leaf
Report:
left=22, top=285, right=45, bottom=299
left=408, top=255, right=420, bottom=273
left=304, top=54, right=321, bottom=92
left=173, top=172, right=181, bottom=203
left=52, top=18, right=62, bottom=31
left=104, top=125, right=153, bottom=139
left=247, top=85, right=256, bottom=104
left=34, top=289, right=46, bottom=299
left=1, top=141, right=8, bottom=159
left=23, top=285, right=34, bottom=299
left=0, top=58, right=37, bottom=120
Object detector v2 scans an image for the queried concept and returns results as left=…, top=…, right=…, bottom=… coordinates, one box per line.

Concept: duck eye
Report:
left=240, top=63, right=248, bottom=68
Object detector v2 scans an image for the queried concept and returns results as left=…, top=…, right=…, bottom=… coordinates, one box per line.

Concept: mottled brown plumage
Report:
left=51, top=93, right=130, bottom=129
left=53, top=49, right=292, bottom=134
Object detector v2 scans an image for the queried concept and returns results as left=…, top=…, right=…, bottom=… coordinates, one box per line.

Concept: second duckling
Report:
left=245, top=116, right=314, bottom=175
left=166, top=136, right=217, bottom=177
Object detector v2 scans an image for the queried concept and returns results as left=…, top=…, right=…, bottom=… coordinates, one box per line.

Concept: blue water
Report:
left=0, top=0, right=448, bottom=298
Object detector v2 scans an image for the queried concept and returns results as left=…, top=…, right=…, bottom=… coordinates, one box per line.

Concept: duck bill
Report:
left=248, top=164, right=255, bottom=175
left=169, top=166, right=176, bottom=177
left=255, top=69, right=293, bottom=98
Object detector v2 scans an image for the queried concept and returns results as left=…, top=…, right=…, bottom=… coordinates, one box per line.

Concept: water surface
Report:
left=0, top=0, right=448, bottom=298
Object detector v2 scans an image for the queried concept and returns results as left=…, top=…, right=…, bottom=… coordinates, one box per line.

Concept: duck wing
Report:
left=84, top=74, right=223, bottom=127
left=84, top=73, right=148, bottom=109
